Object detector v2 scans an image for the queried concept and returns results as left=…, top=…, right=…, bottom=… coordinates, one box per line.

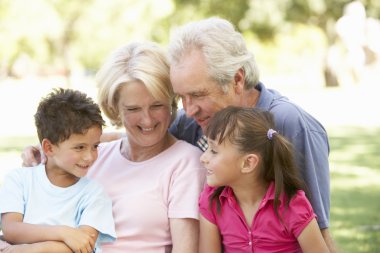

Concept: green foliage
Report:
left=1, top=0, right=380, bottom=77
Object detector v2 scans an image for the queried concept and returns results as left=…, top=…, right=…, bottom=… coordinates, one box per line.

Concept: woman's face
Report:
left=118, top=81, right=171, bottom=148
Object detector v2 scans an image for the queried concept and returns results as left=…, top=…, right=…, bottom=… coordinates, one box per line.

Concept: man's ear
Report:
left=241, top=153, right=259, bottom=174
left=234, top=68, right=245, bottom=94
left=41, top=139, right=54, bottom=156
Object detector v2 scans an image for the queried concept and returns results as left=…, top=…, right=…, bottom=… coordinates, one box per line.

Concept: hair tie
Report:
left=267, top=129, right=277, bottom=140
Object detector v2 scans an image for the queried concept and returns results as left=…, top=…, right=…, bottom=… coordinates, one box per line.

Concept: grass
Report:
left=0, top=126, right=379, bottom=252
left=328, top=126, right=380, bottom=253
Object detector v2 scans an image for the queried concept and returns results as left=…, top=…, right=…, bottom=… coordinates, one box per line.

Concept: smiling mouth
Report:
left=77, top=164, right=90, bottom=170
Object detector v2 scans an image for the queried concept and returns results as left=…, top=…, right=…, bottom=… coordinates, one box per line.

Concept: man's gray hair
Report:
left=168, top=17, right=260, bottom=92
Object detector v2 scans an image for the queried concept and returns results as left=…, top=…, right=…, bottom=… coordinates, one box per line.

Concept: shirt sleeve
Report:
left=79, top=182, right=116, bottom=244
left=0, top=168, right=26, bottom=215
left=287, top=190, right=317, bottom=238
left=198, top=184, right=217, bottom=224
left=167, top=146, right=206, bottom=220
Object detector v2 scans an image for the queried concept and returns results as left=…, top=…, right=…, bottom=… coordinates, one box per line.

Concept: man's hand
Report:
left=21, top=145, right=45, bottom=167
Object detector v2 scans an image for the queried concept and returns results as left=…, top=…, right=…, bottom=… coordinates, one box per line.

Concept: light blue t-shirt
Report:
left=0, top=165, right=116, bottom=251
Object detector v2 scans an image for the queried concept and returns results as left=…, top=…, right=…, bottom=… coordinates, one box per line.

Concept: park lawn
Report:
left=328, top=126, right=380, bottom=253
left=0, top=126, right=379, bottom=252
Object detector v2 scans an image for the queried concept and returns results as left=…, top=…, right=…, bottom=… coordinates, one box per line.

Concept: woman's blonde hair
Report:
left=96, top=41, right=177, bottom=127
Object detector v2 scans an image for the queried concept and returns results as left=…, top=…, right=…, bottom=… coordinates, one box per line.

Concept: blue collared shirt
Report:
left=169, top=82, right=330, bottom=229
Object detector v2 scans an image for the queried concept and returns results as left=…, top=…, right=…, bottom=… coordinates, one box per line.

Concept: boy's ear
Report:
left=241, top=154, right=259, bottom=174
left=41, top=139, right=54, bottom=156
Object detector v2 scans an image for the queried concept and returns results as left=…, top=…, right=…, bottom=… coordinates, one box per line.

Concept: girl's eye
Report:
left=210, top=149, right=217, bottom=154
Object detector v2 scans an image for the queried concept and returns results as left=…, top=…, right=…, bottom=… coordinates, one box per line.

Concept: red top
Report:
left=199, top=182, right=316, bottom=253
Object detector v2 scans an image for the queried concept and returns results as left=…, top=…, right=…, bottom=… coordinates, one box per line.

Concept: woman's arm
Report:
left=298, top=218, right=330, bottom=253
left=21, top=132, right=123, bottom=167
left=199, top=214, right=222, bottom=253
left=170, top=218, right=199, bottom=253
left=1, top=213, right=96, bottom=252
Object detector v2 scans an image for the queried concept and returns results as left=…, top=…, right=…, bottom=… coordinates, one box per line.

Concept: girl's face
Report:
left=200, top=137, right=245, bottom=187
left=118, top=81, right=172, bottom=149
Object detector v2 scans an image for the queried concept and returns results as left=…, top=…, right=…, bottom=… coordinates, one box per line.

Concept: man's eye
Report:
left=75, top=146, right=85, bottom=150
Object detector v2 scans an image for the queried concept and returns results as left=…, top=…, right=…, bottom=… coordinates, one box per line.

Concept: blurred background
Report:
left=0, top=0, right=379, bottom=252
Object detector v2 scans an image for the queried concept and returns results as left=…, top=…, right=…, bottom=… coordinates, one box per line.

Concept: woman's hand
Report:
left=21, top=145, right=45, bottom=167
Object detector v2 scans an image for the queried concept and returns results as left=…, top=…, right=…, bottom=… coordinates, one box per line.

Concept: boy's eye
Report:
left=75, top=145, right=85, bottom=150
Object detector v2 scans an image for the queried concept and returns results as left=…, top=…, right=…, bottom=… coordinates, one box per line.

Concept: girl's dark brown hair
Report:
left=205, top=106, right=308, bottom=219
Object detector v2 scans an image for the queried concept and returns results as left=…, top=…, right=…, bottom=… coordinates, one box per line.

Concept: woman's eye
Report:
left=152, top=104, right=163, bottom=109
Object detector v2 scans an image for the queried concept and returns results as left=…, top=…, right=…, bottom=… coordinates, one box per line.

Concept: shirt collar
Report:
left=219, top=182, right=287, bottom=208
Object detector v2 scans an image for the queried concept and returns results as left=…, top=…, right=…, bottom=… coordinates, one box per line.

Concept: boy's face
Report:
left=45, top=126, right=102, bottom=186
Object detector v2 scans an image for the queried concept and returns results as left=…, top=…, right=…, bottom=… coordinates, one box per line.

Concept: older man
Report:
left=168, top=17, right=337, bottom=252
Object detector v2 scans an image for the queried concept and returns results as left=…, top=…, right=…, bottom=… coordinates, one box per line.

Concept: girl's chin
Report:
left=206, top=178, right=220, bottom=187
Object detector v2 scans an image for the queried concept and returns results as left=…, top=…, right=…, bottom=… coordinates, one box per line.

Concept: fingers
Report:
left=21, top=145, right=42, bottom=167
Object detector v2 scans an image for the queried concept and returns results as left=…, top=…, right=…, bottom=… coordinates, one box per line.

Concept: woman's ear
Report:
left=41, top=139, right=54, bottom=157
left=241, top=153, right=259, bottom=174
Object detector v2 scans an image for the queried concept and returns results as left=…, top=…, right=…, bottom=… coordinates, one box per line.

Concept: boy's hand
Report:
left=60, top=226, right=96, bottom=253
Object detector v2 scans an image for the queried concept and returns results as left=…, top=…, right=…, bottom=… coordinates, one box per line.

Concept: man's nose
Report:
left=182, top=97, right=199, bottom=118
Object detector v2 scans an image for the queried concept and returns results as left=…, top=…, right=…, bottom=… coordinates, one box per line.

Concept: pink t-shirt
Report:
left=87, top=139, right=206, bottom=253
left=199, top=182, right=316, bottom=253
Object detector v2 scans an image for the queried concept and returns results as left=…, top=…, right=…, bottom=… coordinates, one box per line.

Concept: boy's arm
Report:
left=4, top=241, right=74, bottom=253
left=1, top=213, right=96, bottom=252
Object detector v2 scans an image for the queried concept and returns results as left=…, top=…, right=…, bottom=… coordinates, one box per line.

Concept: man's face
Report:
left=170, top=50, right=236, bottom=132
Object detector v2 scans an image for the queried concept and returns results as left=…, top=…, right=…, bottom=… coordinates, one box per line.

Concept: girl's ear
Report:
left=241, top=153, right=259, bottom=174
left=41, top=139, right=54, bottom=157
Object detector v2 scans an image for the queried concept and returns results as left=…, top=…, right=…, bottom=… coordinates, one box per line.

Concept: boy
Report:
left=0, top=88, right=116, bottom=253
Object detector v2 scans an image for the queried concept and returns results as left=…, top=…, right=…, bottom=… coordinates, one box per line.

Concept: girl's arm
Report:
left=170, top=218, right=199, bottom=253
left=298, top=218, right=330, bottom=253
left=199, top=214, right=222, bottom=253
left=1, top=213, right=96, bottom=252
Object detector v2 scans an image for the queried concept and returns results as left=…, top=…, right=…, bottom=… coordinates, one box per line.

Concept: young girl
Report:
left=199, top=106, right=330, bottom=253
